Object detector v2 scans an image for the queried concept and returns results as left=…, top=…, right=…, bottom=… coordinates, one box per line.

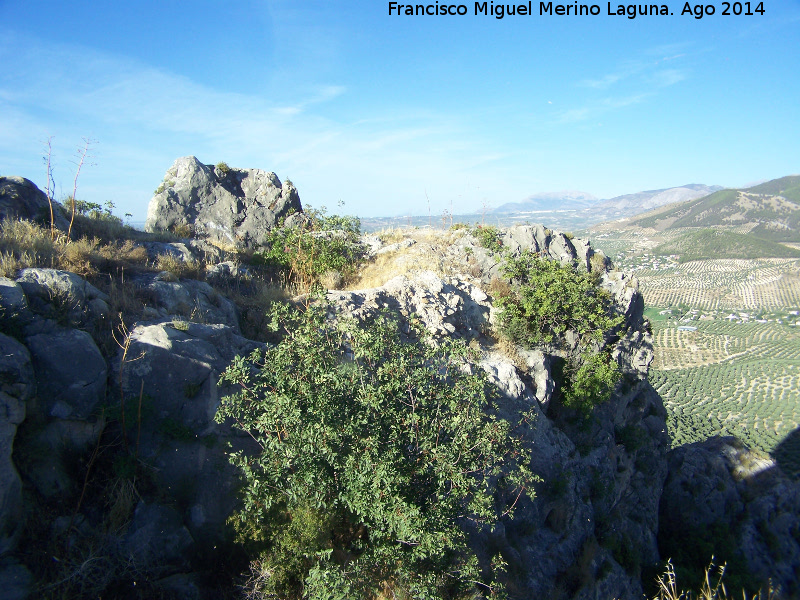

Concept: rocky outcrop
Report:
left=327, top=262, right=667, bottom=599
left=26, top=328, right=107, bottom=420
left=144, top=156, right=302, bottom=249
left=660, top=436, right=800, bottom=596
left=142, top=274, right=240, bottom=332
left=0, top=176, right=69, bottom=231
left=0, top=334, right=34, bottom=557
left=15, top=268, right=110, bottom=329
left=117, top=321, right=264, bottom=545
left=0, top=197, right=794, bottom=599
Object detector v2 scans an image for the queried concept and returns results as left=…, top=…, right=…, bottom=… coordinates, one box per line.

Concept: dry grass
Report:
left=348, top=231, right=459, bottom=290
left=0, top=219, right=150, bottom=278
left=375, top=227, right=408, bottom=244
left=154, top=252, right=204, bottom=280
left=0, top=219, right=59, bottom=276
left=650, top=560, right=778, bottom=600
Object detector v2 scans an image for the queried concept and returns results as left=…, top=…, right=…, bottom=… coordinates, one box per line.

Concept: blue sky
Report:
left=1, top=1, right=799, bottom=220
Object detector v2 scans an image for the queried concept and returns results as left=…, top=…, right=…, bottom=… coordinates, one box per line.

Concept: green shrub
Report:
left=252, top=208, right=365, bottom=291
left=496, top=251, right=622, bottom=347
left=494, top=251, right=624, bottom=412
left=471, top=225, right=503, bottom=253
left=562, top=349, right=621, bottom=413
left=216, top=301, right=536, bottom=599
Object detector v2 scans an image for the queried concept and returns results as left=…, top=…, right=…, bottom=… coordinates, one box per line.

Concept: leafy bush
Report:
left=562, top=348, right=621, bottom=412
left=493, top=251, right=624, bottom=412
left=471, top=225, right=503, bottom=253
left=252, top=207, right=365, bottom=290
left=496, top=251, right=622, bottom=347
left=216, top=301, right=536, bottom=599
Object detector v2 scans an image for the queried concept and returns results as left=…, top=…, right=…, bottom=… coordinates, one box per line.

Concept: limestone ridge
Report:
left=145, top=156, right=303, bottom=249
left=0, top=172, right=798, bottom=598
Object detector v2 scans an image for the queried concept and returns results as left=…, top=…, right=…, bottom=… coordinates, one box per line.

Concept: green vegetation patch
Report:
left=652, top=228, right=800, bottom=262
left=493, top=250, right=624, bottom=413
left=252, top=206, right=365, bottom=290
left=216, top=300, right=536, bottom=599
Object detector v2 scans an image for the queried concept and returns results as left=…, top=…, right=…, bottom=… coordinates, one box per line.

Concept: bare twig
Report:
left=67, top=137, right=97, bottom=241
left=42, top=136, right=57, bottom=240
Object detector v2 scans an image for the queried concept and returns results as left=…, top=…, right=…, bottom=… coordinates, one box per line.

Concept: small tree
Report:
left=216, top=301, right=535, bottom=599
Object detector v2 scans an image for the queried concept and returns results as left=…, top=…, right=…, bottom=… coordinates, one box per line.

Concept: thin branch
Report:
left=66, top=137, right=97, bottom=241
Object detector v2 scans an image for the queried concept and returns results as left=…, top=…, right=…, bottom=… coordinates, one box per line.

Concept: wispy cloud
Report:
left=554, top=94, right=649, bottom=124
left=560, top=47, right=688, bottom=124
left=0, top=31, right=513, bottom=218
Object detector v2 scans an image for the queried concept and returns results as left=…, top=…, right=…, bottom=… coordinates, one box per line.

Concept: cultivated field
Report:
left=585, top=226, right=800, bottom=475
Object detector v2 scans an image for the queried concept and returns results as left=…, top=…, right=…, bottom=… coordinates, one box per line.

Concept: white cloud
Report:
left=0, top=31, right=520, bottom=219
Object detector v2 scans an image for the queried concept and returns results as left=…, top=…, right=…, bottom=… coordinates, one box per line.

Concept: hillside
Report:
left=2, top=164, right=799, bottom=599
left=652, top=228, right=800, bottom=262
left=632, top=175, right=800, bottom=241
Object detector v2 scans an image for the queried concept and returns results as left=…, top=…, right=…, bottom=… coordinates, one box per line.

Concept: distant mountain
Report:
left=595, top=184, right=722, bottom=213
left=632, top=175, right=800, bottom=242
left=493, top=190, right=598, bottom=213
left=492, top=184, right=721, bottom=220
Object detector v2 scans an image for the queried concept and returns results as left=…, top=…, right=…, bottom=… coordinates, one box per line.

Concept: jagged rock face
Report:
left=16, top=268, right=110, bottom=329
left=142, top=274, right=240, bottom=332
left=26, top=329, right=107, bottom=420
left=660, top=436, right=800, bottom=596
left=117, top=321, right=265, bottom=545
left=327, top=255, right=667, bottom=599
left=0, top=334, right=33, bottom=557
left=0, top=176, right=69, bottom=231
left=144, top=156, right=302, bottom=249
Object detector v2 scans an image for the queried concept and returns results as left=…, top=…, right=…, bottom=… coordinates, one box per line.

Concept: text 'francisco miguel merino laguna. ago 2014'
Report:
left=388, top=2, right=766, bottom=19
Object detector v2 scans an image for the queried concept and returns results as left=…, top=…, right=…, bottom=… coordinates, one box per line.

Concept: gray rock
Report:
left=125, top=502, right=194, bottom=571
left=0, top=176, right=69, bottom=231
left=15, top=268, right=109, bottom=328
left=144, top=156, right=302, bottom=249
left=146, top=278, right=240, bottom=331
left=117, top=321, right=264, bottom=546
left=25, top=328, right=107, bottom=419
left=141, top=239, right=228, bottom=264
left=0, top=557, right=32, bottom=600
left=0, top=278, right=32, bottom=329
left=0, top=334, right=33, bottom=556
left=660, top=436, right=800, bottom=596
left=519, top=348, right=555, bottom=411
left=205, top=261, right=250, bottom=284
left=18, top=417, right=105, bottom=499
left=328, top=270, right=491, bottom=339
left=118, top=322, right=257, bottom=431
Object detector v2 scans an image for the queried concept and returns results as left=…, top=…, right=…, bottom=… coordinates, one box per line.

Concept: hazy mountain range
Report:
left=492, top=184, right=723, bottom=215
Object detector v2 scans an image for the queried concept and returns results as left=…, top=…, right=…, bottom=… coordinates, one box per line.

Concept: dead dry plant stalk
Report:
left=67, top=137, right=96, bottom=242
left=43, top=136, right=57, bottom=241
left=112, top=318, right=145, bottom=454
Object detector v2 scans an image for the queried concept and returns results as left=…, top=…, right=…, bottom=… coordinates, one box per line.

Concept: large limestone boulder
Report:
left=144, top=156, right=302, bottom=249
left=0, top=333, right=34, bottom=556
left=116, top=321, right=264, bottom=545
left=16, top=268, right=110, bottom=328
left=0, top=176, right=69, bottom=230
left=25, top=328, right=107, bottom=419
